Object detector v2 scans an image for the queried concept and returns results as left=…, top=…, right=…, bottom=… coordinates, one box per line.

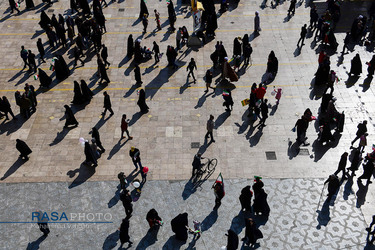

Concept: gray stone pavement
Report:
left=0, top=0, right=374, bottom=247
left=0, top=178, right=371, bottom=249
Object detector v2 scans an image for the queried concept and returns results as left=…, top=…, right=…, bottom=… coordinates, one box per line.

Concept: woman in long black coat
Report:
left=244, top=218, right=263, bottom=247
left=26, top=0, right=35, bottom=10
left=119, top=218, right=132, bottom=247
left=139, top=0, right=149, bottom=19
left=134, top=65, right=142, bottom=85
left=239, top=185, right=252, bottom=212
left=137, top=89, right=149, bottom=113
left=38, top=68, right=52, bottom=88
left=72, top=81, right=85, bottom=105
left=39, top=11, right=51, bottom=31
left=16, top=139, right=32, bottom=160
left=64, top=105, right=79, bottom=128
left=127, top=35, right=134, bottom=58
left=55, top=55, right=70, bottom=80
left=253, top=188, right=270, bottom=217
left=80, top=80, right=93, bottom=102
left=233, top=37, right=241, bottom=58
left=84, top=141, right=97, bottom=166
left=349, top=53, right=362, bottom=76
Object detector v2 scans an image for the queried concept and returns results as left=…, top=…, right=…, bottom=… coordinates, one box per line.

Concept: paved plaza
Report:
left=0, top=0, right=374, bottom=248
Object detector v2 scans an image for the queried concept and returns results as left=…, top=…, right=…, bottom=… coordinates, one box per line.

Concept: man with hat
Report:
left=129, top=147, right=142, bottom=169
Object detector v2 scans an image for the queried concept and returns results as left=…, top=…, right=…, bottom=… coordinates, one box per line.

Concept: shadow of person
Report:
left=356, top=179, right=369, bottom=208
left=93, top=115, right=112, bottom=131
left=201, top=209, right=218, bottom=232
left=311, top=139, right=330, bottom=162
left=67, top=163, right=96, bottom=189
left=287, top=140, right=301, bottom=160
left=162, top=235, right=185, bottom=250
left=118, top=56, right=131, bottom=68
left=345, top=75, right=360, bottom=87
left=0, top=114, right=25, bottom=136
left=360, top=76, right=373, bottom=92
left=107, top=139, right=129, bottom=160
left=269, top=104, right=278, bottom=116
left=124, top=83, right=139, bottom=98
left=108, top=185, right=122, bottom=208
left=294, top=47, right=301, bottom=57
left=102, top=230, right=119, bottom=250
left=179, top=78, right=192, bottom=94
left=343, top=174, right=354, bottom=200
left=214, top=111, right=230, bottom=129
left=250, top=126, right=263, bottom=147
left=316, top=198, right=331, bottom=229
left=129, top=112, right=143, bottom=126
left=0, top=158, right=27, bottom=180
left=136, top=227, right=160, bottom=249
left=26, top=235, right=47, bottom=250
left=49, top=128, right=70, bottom=146
left=234, top=111, right=251, bottom=134
left=194, top=92, right=214, bottom=109
left=8, top=69, right=26, bottom=84
left=181, top=178, right=197, bottom=200
left=229, top=210, right=246, bottom=235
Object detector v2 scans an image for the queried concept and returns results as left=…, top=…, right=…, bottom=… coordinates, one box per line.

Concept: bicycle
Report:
left=192, top=158, right=217, bottom=188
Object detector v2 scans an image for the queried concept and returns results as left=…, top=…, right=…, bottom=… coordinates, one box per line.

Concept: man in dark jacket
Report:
left=120, top=189, right=133, bottom=218
left=351, top=121, right=367, bottom=145
left=129, top=146, right=142, bottom=169
left=297, top=24, right=307, bottom=47
left=260, top=99, right=269, bottom=127
left=27, top=50, right=37, bottom=73
left=101, top=44, right=110, bottom=68
left=324, top=174, right=340, bottom=202
left=36, top=38, right=46, bottom=63
left=334, top=152, right=349, bottom=179
left=102, top=91, right=114, bottom=117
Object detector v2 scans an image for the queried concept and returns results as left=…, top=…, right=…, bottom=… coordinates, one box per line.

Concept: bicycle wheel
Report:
left=207, top=158, right=217, bottom=171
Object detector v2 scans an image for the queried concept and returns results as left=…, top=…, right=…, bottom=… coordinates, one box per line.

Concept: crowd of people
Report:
left=3, top=0, right=375, bottom=247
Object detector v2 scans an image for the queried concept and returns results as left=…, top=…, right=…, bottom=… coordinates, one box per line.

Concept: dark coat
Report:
left=72, top=81, right=84, bottom=105
left=104, top=94, right=111, bottom=108
left=139, top=0, right=149, bottom=19
left=146, top=208, right=162, bottom=227
left=239, top=185, right=252, bottom=211
left=119, top=219, right=130, bottom=243
left=137, top=89, right=149, bottom=113
left=253, top=188, right=270, bottom=216
left=55, top=55, right=70, bottom=80
left=38, top=69, right=52, bottom=88
left=26, top=0, right=35, bottom=9
left=127, top=35, right=134, bottom=58
left=16, top=139, right=32, bottom=157
left=134, top=66, right=142, bottom=83
left=37, top=40, right=45, bottom=57
left=226, top=229, right=239, bottom=250
left=350, top=54, right=362, bottom=75
left=84, top=141, right=97, bottom=165
left=80, top=80, right=93, bottom=101
left=64, top=105, right=78, bottom=126
left=171, top=213, right=188, bottom=241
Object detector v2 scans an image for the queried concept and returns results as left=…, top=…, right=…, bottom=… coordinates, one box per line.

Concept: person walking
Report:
left=137, top=88, right=149, bottom=113
left=102, top=91, right=114, bottom=117
left=84, top=141, right=97, bottom=166
left=142, top=14, right=148, bottom=33
left=1, top=96, right=16, bottom=120
left=20, top=46, right=29, bottom=69
left=254, top=11, right=261, bottom=35
left=9, top=0, right=20, bottom=14
left=204, top=70, right=214, bottom=93
left=73, top=46, right=85, bottom=67
left=334, top=152, right=349, bottom=180
left=243, top=218, right=263, bottom=247
left=205, top=115, right=215, bottom=143
left=358, top=160, right=374, bottom=185
left=127, top=35, right=134, bottom=58
left=187, top=58, right=197, bottom=83
left=134, top=65, right=143, bottom=85
left=297, top=24, right=308, bottom=47
left=120, top=189, right=133, bottom=218
left=294, top=116, right=309, bottom=146
left=226, top=229, right=239, bottom=250
left=243, top=43, right=253, bottom=66
left=167, top=0, right=176, bottom=31
left=288, top=0, right=296, bottom=16
left=64, top=105, right=79, bottom=128
left=324, top=174, right=340, bottom=202
left=101, top=44, right=110, bottom=68
left=129, top=146, right=142, bottom=169
left=27, top=50, right=37, bottom=73
left=121, top=114, right=133, bottom=140
left=16, top=139, right=32, bottom=160
left=119, top=218, right=133, bottom=247
left=176, top=28, right=182, bottom=50
left=98, top=56, right=110, bottom=85
left=212, top=178, right=225, bottom=209
left=154, top=9, right=161, bottom=30
left=349, top=54, right=362, bottom=76
left=366, top=55, right=375, bottom=77
left=260, top=99, right=269, bottom=127
left=152, top=41, right=160, bottom=63
left=342, top=32, right=351, bottom=54
left=366, top=215, right=375, bottom=245
left=351, top=120, right=367, bottom=145
left=91, top=127, right=105, bottom=153
left=36, top=38, right=46, bottom=63
left=222, top=89, right=234, bottom=112
left=239, top=185, right=253, bottom=212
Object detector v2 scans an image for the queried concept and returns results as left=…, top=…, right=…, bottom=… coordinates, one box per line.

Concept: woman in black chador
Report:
left=55, top=55, right=70, bottom=80
left=171, top=213, right=188, bottom=241
left=16, top=139, right=32, bottom=160
left=64, top=105, right=79, bottom=128
left=72, top=81, right=85, bottom=105
left=39, top=11, right=51, bottom=31
left=127, top=35, right=134, bottom=58
left=146, top=208, right=162, bottom=228
left=84, top=141, right=97, bottom=166
left=26, top=0, right=35, bottom=10
left=137, top=88, right=149, bottom=113
left=80, top=80, right=93, bottom=102
left=239, top=185, right=252, bottom=212
left=139, top=0, right=149, bottom=19
left=349, top=53, right=362, bottom=76
left=38, top=68, right=52, bottom=88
